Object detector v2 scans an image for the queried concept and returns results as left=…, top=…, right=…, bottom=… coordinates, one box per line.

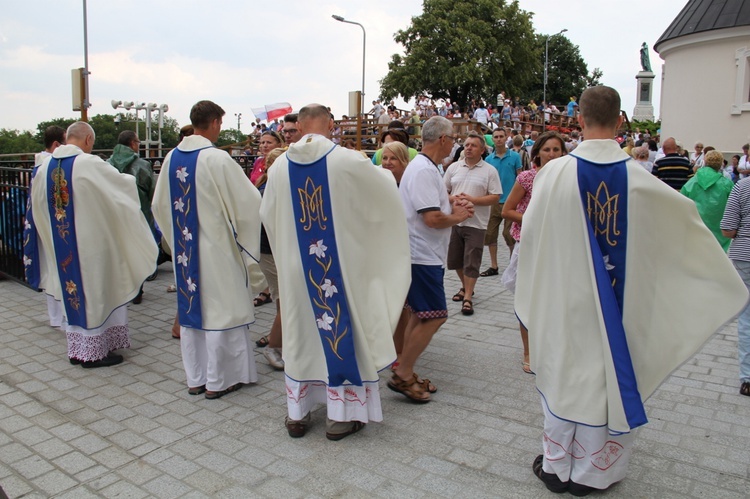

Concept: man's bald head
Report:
left=298, top=103, right=333, bottom=138
left=662, top=137, right=677, bottom=154
left=66, top=122, right=96, bottom=153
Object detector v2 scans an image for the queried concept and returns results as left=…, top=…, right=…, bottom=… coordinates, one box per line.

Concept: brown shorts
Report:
left=447, top=226, right=486, bottom=278
left=484, top=203, right=515, bottom=248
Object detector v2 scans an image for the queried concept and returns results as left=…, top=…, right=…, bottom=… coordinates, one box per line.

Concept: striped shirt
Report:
left=652, top=153, right=693, bottom=190
left=721, top=178, right=750, bottom=262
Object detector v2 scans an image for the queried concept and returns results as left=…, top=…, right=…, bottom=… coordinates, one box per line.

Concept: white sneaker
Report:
left=263, top=348, right=284, bottom=371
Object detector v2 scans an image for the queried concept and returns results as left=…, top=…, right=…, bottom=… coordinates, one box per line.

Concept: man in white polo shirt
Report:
left=444, top=131, right=501, bottom=315
left=391, top=116, right=474, bottom=403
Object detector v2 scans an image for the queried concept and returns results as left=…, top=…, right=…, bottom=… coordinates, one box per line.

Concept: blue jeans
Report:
left=732, top=260, right=750, bottom=383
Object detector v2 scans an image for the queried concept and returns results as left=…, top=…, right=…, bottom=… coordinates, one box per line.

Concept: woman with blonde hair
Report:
left=681, top=149, right=734, bottom=251
left=381, top=141, right=410, bottom=185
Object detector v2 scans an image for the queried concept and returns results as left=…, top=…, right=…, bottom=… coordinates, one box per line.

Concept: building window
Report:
left=732, top=47, right=750, bottom=115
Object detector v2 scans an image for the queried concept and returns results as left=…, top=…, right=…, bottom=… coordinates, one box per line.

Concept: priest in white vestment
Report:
left=515, top=86, right=748, bottom=495
left=261, top=103, right=411, bottom=440
left=152, top=100, right=264, bottom=400
left=24, top=122, right=157, bottom=368
left=28, top=125, right=66, bottom=327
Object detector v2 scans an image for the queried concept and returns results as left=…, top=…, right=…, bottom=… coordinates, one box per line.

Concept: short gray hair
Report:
left=421, top=116, right=453, bottom=143
left=66, top=121, right=95, bottom=143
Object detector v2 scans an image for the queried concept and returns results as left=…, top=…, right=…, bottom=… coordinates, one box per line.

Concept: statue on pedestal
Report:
left=640, top=42, right=652, bottom=73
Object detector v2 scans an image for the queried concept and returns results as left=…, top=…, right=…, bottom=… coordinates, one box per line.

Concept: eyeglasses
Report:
left=442, top=134, right=457, bottom=142
left=282, top=129, right=298, bottom=135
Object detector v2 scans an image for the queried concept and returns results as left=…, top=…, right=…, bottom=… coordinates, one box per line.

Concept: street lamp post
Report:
left=235, top=113, right=242, bottom=133
left=332, top=14, right=366, bottom=149
left=543, top=28, right=568, bottom=131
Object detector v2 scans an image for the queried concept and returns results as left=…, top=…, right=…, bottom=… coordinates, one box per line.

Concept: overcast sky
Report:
left=0, top=1, right=685, bottom=134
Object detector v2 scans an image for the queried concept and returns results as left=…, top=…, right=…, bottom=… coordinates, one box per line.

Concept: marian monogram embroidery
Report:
left=297, top=177, right=327, bottom=231
left=586, top=181, right=620, bottom=247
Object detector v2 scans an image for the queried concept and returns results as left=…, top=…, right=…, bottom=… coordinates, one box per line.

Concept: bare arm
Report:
left=455, top=192, right=500, bottom=206
left=421, top=201, right=473, bottom=229
left=500, top=181, right=527, bottom=225
left=722, top=229, right=737, bottom=239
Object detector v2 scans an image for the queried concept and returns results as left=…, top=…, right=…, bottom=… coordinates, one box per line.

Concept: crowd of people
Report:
left=18, top=85, right=750, bottom=495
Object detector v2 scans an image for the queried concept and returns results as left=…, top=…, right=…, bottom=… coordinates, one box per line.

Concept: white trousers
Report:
left=542, top=397, right=635, bottom=490
left=46, top=295, right=63, bottom=328
left=181, top=325, right=258, bottom=391
left=286, top=376, right=383, bottom=423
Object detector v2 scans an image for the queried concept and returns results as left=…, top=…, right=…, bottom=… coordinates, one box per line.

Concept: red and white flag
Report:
left=265, top=102, right=293, bottom=120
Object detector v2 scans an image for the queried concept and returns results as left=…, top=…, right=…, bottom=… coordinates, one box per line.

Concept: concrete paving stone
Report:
left=142, top=474, right=194, bottom=499
left=0, top=442, right=33, bottom=463
left=155, top=454, right=202, bottom=479
left=412, top=455, right=460, bottom=476
left=254, top=477, right=306, bottom=499
left=33, top=468, right=79, bottom=495
left=54, top=485, right=102, bottom=499
left=139, top=447, right=175, bottom=464
left=698, top=455, right=748, bottom=476
left=10, top=454, right=56, bottom=479
left=412, top=472, right=467, bottom=497
left=85, top=418, right=125, bottom=438
left=98, top=480, right=150, bottom=499
left=15, top=379, right=48, bottom=394
left=117, top=460, right=164, bottom=485
left=194, top=450, right=242, bottom=474
left=33, top=387, right=67, bottom=404
left=121, top=414, right=162, bottom=433
left=640, top=467, right=694, bottom=494
left=69, top=433, right=110, bottom=454
left=0, top=414, right=33, bottom=433
left=100, top=404, right=137, bottom=422
left=0, top=474, right=35, bottom=498
left=13, top=427, right=53, bottom=447
left=73, top=463, right=110, bottom=483
left=90, top=445, right=136, bottom=469
left=31, top=437, right=75, bottom=460
left=215, top=485, right=266, bottom=499
left=263, top=458, right=310, bottom=483
left=14, top=400, right=52, bottom=419
left=144, top=426, right=184, bottom=446
left=649, top=407, right=691, bottom=424
left=690, top=483, right=748, bottom=499
left=153, top=412, right=195, bottom=432
left=31, top=409, right=69, bottom=430
left=47, top=396, right=86, bottom=414
left=183, top=468, right=234, bottom=495
left=106, top=429, right=149, bottom=451
left=445, top=447, right=490, bottom=469
left=46, top=378, right=80, bottom=392
left=373, top=480, right=428, bottom=499
left=52, top=450, right=97, bottom=475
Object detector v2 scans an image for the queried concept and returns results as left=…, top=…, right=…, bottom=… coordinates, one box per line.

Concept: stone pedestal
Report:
left=632, top=71, right=655, bottom=121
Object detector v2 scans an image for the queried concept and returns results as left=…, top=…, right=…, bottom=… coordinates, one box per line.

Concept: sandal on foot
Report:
left=253, top=292, right=272, bottom=307
left=741, top=381, right=750, bottom=397
left=452, top=288, right=466, bottom=302
left=167, top=284, right=177, bottom=293
left=461, top=299, right=474, bottom=316
left=255, top=334, right=270, bottom=348
left=204, top=383, right=242, bottom=400
left=532, top=454, right=569, bottom=493
left=479, top=267, right=499, bottom=277
left=326, top=421, right=365, bottom=441
left=418, top=376, right=437, bottom=393
left=188, top=385, right=206, bottom=395
left=387, top=372, right=431, bottom=403
left=522, top=362, right=534, bottom=375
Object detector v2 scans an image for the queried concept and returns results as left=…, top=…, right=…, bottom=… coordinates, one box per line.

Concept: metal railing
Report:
left=0, top=165, right=33, bottom=286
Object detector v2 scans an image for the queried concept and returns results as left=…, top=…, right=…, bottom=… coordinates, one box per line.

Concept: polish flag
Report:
left=265, top=102, right=293, bottom=120
left=251, top=107, right=268, bottom=121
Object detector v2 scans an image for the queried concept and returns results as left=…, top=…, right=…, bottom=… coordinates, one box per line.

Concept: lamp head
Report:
left=332, top=14, right=345, bottom=22
left=123, top=101, right=134, bottom=110
left=159, top=104, right=169, bottom=112
left=111, top=100, right=122, bottom=109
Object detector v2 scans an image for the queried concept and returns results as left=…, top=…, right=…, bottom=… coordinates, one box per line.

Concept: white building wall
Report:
left=658, top=28, right=750, bottom=155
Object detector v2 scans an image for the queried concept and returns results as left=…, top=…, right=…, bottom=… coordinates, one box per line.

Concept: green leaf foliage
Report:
left=380, top=0, right=540, bottom=107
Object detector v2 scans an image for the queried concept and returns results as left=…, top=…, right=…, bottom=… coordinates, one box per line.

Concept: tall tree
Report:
left=379, top=0, right=540, bottom=108
left=0, top=129, right=42, bottom=155
left=528, top=34, right=602, bottom=106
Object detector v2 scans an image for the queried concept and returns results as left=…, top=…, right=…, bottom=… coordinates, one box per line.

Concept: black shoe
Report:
left=81, top=352, right=123, bottom=368
left=532, top=455, right=569, bottom=493
left=145, top=269, right=158, bottom=282
left=156, top=250, right=172, bottom=266
left=569, top=481, right=596, bottom=497
left=69, top=357, right=82, bottom=365
left=132, top=289, right=144, bottom=304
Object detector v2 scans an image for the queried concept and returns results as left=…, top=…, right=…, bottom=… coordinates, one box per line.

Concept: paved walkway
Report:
left=1, top=249, right=749, bottom=498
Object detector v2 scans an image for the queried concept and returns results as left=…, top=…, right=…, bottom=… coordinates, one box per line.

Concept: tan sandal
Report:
left=387, top=372, right=431, bottom=403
